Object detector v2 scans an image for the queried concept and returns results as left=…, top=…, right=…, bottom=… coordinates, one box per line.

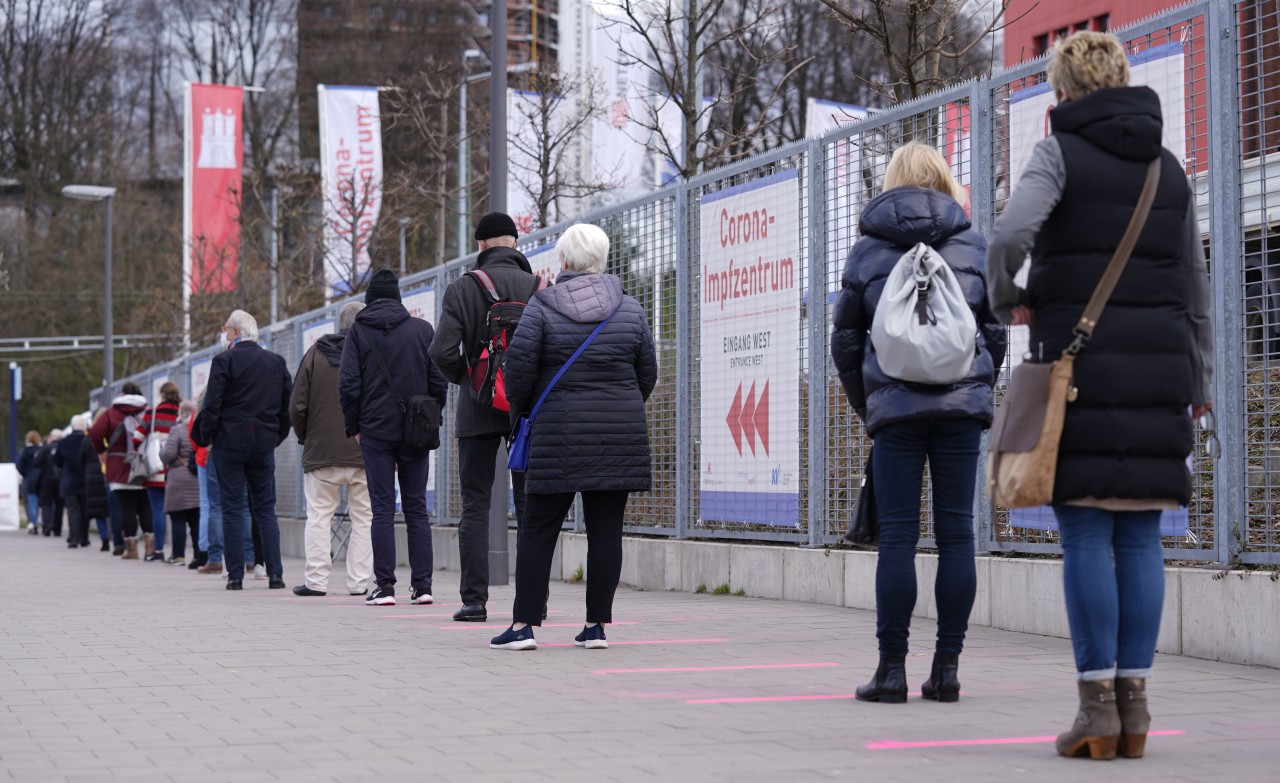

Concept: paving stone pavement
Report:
left=1, top=530, right=1278, bottom=782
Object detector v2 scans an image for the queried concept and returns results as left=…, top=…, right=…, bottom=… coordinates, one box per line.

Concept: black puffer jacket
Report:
left=831, top=187, right=1006, bottom=435
left=81, top=438, right=108, bottom=519
left=504, top=272, right=657, bottom=494
left=54, top=431, right=87, bottom=496
left=429, top=246, right=542, bottom=439
left=339, top=298, right=449, bottom=444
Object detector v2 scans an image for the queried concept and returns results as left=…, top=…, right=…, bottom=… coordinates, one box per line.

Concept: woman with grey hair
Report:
left=489, top=223, right=657, bottom=651
left=161, top=400, right=202, bottom=565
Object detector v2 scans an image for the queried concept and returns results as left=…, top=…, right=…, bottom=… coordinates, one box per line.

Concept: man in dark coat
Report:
left=54, top=416, right=89, bottom=548
left=290, top=301, right=373, bottom=597
left=36, top=432, right=63, bottom=537
left=428, top=211, right=540, bottom=622
left=196, top=309, right=293, bottom=591
left=340, top=269, right=449, bottom=607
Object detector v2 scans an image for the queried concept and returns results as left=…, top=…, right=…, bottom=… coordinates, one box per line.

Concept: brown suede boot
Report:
left=196, top=561, right=224, bottom=575
left=1056, top=679, right=1121, bottom=760
left=143, top=533, right=156, bottom=559
left=122, top=537, right=139, bottom=560
left=1116, top=677, right=1149, bottom=758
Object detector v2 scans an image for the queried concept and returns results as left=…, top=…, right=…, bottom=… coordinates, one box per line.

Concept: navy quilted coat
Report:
left=831, top=187, right=1006, bottom=436
left=504, top=272, right=658, bottom=494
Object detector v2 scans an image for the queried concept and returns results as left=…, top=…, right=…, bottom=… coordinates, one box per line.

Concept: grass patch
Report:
left=712, top=583, right=731, bottom=595
left=694, top=583, right=707, bottom=594
left=567, top=564, right=584, bottom=584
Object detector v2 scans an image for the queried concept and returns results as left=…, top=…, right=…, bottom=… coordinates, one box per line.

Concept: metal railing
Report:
left=94, top=1, right=1279, bottom=565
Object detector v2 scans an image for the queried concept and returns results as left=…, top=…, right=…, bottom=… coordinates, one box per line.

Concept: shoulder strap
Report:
left=526, top=304, right=621, bottom=424
left=1068, top=158, right=1162, bottom=354
left=468, top=269, right=502, bottom=304
left=362, top=325, right=407, bottom=412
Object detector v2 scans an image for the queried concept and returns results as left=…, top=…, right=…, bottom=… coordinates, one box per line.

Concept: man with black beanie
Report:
left=340, top=269, right=449, bottom=607
left=428, top=212, right=539, bottom=622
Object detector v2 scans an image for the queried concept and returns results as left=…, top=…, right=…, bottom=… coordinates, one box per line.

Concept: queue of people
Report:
left=13, top=31, right=1211, bottom=764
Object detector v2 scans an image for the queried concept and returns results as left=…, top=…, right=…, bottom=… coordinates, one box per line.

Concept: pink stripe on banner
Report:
left=865, top=730, right=1185, bottom=750
left=540, top=638, right=729, bottom=648
left=598, top=663, right=839, bottom=675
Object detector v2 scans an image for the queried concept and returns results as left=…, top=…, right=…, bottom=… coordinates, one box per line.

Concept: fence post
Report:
left=675, top=185, right=692, bottom=539
left=969, top=80, right=996, bottom=553
left=806, top=141, right=830, bottom=548
left=1207, top=0, right=1245, bottom=565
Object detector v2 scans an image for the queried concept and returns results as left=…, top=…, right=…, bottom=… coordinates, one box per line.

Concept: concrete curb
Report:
left=280, top=520, right=1278, bottom=669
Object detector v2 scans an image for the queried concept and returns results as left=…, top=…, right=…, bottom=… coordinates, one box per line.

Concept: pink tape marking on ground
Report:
left=437, top=622, right=640, bottom=630
left=539, top=638, right=729, bottom=648
left=376, top=610, right=567, bottom=618
left=865, top=730, right=1185, bottom=750
left=597, top=663, right=839, bottom=675
left=687, top=690, right=944, bottom=703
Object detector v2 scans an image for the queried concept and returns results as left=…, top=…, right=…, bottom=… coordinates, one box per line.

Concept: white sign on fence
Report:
left=302, top=320, right=334, bottom=354
left=190, top=358, right=214, bottom=401
left=698, top=170, right=802, bottom=526
left=0, top=464, right=19, bottom=530
left=527, top=245, right=560, bottom=289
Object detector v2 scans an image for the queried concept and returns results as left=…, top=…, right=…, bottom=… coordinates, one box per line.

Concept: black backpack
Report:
left=465, top=269, right=544, bottom=413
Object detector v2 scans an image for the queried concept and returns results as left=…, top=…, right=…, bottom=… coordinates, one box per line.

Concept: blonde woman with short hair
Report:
left=988, top=32, right=1213, bottom=760
left=831, top=141, right=1006, bottom=704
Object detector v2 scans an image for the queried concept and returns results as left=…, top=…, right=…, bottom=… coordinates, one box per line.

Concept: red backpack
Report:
left=466, top=270, right=545, bottom=413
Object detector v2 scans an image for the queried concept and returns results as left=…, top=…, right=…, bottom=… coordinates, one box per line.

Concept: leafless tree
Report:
left=508, top=63, right=621, bottom=229
left=607, top=0, right=809, bottom=179
left=815, top=0, right=1013, bottom=103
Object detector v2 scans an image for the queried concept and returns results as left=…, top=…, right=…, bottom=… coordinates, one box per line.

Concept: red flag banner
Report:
left=184, top=83, right=244, bottom=294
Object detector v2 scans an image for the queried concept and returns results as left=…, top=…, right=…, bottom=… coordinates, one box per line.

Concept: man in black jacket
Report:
left=428, top=212, right=537, bottom=622
left=340, top=269, right=449, bottom=608
left=197, top=309, right=293, bottom=591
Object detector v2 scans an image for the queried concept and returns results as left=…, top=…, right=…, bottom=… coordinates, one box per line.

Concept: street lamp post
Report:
left=62, top=185, right=117, bottom=407
left=398, top=217, right=409, bottom=277
left=458, top=48, right=484, bottom=259
left=490, top=0, right=508, bottom=214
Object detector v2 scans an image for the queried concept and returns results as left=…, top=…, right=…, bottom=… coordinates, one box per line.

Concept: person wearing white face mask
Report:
left=192, top=310, right=294, bottom=591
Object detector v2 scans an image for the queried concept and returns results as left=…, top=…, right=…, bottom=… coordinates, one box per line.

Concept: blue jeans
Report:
left=198, top=465, right=210, bottom=552
left=360, top=435, right=433, bottom=592
left=1055, top=506, right=1164, bottom=681
left=872, top=417, right=982, bottom=657
left=146, top=486, right=166, bottom=550
left=205, top=458, right=225, bottom=563
left=95, top=517, right=109, bottom=544
left=108, top=491, right=124, bottom=547
left=24, top=493, right=39, bottom=528
left=212, top=448, right=282, bottom=581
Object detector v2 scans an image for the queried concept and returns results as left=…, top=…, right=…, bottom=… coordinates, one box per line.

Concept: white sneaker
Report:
left=410, top=588, right=433, bottom=605
left=254, top=564, right=267, bottom=579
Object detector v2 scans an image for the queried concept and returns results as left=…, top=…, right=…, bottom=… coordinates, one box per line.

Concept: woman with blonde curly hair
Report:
left=988, top=32, right=1213, bottom=760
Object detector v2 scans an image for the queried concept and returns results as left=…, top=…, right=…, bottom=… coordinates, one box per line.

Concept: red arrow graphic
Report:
left=755, top=380, right=770, bottom=455
left=741, top=381, right=758, bottom=456
left=725, top=383, right=744, bottom=456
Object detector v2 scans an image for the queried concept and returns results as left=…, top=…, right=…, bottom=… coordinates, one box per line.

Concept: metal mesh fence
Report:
left=93, top=0, right=1270, bottom=563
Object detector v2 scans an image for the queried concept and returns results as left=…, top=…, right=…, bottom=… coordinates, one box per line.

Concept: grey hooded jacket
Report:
left=503, top=272, right=658, bottom=494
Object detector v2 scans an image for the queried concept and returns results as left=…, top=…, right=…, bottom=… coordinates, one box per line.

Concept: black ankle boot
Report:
left=921, top=652, right=961, bottom=703
left=855, top=656, right=907, bottom=703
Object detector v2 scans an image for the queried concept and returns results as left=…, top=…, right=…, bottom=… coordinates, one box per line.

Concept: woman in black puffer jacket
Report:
left=831, top=142, right=1006, bottom=704
left=490, top=223, right=658, bottom=652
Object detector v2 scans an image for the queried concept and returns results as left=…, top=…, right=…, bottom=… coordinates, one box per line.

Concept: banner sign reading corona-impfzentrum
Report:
left=698, top=170, right=802, bottom=526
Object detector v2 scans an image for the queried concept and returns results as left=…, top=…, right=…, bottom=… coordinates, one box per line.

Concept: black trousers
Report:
left=114, top=489, right=153, bottom=538
left=361, top=435, right=433, bottom=593
left=40, top=495, right=63, bottom=535
left=169, top=508, right=201, bottom=559
left=65, top=494, right=89, bottom=545
left=513, top=490, right=628, bottom=626
left=457, top=435, right=526, bottom=606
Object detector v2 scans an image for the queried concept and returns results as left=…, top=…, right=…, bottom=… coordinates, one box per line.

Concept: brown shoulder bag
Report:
left=987, top=158, right=1161, bottom=509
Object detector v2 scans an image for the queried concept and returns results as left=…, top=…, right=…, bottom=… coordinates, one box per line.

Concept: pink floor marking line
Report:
left=377, top=611, right=565, bottom=619
left=865, top=730, right=1185, bottom=750
left=436, top=622, right=640, bottom=630
left=597, top=663, right=839, bottom=675
left=539, top=638, right=729, bottom=648
left=688, top=691, right=944, bottom=703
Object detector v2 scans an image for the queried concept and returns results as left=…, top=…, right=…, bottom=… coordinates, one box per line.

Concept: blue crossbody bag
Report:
left=508, top=306, right=618, bottom=472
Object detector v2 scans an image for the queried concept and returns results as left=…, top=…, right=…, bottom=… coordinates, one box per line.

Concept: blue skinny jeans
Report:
left=1054, top=506, right=1165, bottom=681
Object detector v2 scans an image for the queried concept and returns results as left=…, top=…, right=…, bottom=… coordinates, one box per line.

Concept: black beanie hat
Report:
left=365, top=268, right=401, bottom=304
left=474, top=211, right=519, bottom=242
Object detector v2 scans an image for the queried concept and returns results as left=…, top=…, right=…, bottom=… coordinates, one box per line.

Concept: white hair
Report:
left=557, top=223, right=610, bottom=275
left=225, top=309, right=259, bottom=341
left=70, top=414, right=90, bottom=432
left=338, top=301, right=365, bottom=332
left=178, top=399, right=197, bottom=421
